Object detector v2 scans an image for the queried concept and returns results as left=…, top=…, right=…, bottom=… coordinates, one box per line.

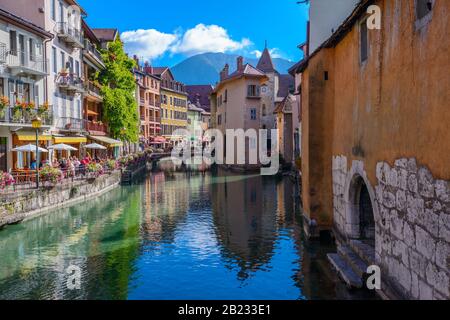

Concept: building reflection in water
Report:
left=0, top=187, right=142, bottom=300
left=0, top=168, right=374, bottom=300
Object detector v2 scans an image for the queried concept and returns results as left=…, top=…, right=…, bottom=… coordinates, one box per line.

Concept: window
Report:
left=262, top=104, right=266, bottom=116
left=217, top=114, right=222, bottom=125
left=52, top=47, right=57, bottom=73
left=247, top=85, right=260, bottom=97
left=69, top=57, right=74, bottom=74
left=51, top=0, right=56, bottom=20
left=75, top=61, right=80, bottom=77
left=250, top=108, right=257, bottom=120
left=224, top=90, right=228, bottom=102
left=416, top=0, right=433, bottom=20
left=60, top=51, right=65, bottom=71
left=9, top=31, right=17, bottom=54
left=29, top=39, right=35, bottom=61
left=360, top=19, right=368, bottom=63
left=59, top=1, right=64, bottom=23
left=34, top=84, right=39, bottom=105
left=77, top=100, right=81, bottom=119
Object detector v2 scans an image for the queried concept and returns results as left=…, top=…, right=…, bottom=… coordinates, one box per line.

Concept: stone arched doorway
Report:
left=347, top=175, right=375, bottom=246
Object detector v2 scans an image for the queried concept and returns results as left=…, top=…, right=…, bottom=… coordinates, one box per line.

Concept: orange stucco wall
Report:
left=302, top=0, right=450, bottom=231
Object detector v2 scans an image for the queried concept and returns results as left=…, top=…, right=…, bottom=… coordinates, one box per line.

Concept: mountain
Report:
left=171, top=52, right=295, bottom=85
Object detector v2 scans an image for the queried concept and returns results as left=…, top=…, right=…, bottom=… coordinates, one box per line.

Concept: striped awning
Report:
left=54, top=136, right=87, bottom=144
left=15, top=132, right=52, bottom=141
left=89, top=135, right=123, bottom=147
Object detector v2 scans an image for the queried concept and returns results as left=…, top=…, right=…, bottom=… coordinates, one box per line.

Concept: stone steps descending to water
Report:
left=338, top=244, right=368, bottom=279
left=327, top=253, right=363, bottom=288
left=349, top=240, right=375, bottom=265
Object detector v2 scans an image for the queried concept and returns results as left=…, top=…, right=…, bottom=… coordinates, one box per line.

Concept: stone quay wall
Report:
left=332, top=155, right=449, bottom=300
left=0, top=171, right=121, bottom=228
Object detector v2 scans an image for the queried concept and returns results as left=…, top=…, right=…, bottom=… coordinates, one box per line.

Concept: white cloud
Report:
left=121, top=29, right=177, bottom=62
left=170, top=24, right=252, bottom=55
left=121, top=24, right=252, bottom=62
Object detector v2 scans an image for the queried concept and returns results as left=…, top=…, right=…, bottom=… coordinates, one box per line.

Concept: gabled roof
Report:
left=92, top=28, right=119, bottom=42
left=214, top=63, right=268, bottom=93
left=227, top=64, right=266, bottom=79
left=151, top=67, right=169, bottom=76
left=256, top=48, right=276, bottom=73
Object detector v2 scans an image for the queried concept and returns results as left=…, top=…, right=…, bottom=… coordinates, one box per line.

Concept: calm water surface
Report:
left=0, top=171, right=372, bottom=300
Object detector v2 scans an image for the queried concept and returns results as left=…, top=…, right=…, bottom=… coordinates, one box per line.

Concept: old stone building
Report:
left=292, top=0, right=449, bottom=299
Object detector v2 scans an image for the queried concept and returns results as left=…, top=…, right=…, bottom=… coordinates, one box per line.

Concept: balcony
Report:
left=0, top=106, right=53, bottom=127
left=83, top=39, right=104, bottom=68
left=55, top=23, right=84, bottom=48
left=56, top=73, right=85, bottom=94
left=85, top=120, right=107, bottom=135
left=85, top=81, right=102, bottom=100
left=6, top=50, right=48, bottom=78
left=55, top=117, right=85, bottom=132
left=149, top=116, right=161, bottom=123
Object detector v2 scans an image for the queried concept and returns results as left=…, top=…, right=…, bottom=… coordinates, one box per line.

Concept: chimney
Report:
left=133, top=55, right=140, bottom=68
left=237, top=56, right=244, bottom=71
left=220, top=63, right=229, bottom=81
left=144, top=61, right=153, bottom=74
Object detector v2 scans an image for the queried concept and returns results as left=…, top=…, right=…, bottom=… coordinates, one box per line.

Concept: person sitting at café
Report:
left=52, top=158, right=59, bottom=168
left=30, top=160, right=37, bottom=170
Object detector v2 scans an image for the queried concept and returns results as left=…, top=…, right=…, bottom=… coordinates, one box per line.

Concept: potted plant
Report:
left=38, top=101, right=50, bottom=117
left=0, top=171, right=15, bottom=189
left=0, top=96, right=9, bottom=119
left=12, top=100, right=24, bottom=122
left=104, top=159, right=117, bottom=171
left=39, top=165, right=63, bottom=186
left=87, top=163, right=103, bottom=180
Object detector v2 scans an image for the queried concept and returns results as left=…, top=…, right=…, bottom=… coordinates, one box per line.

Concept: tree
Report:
left=98, top=39, right=139, bottom=142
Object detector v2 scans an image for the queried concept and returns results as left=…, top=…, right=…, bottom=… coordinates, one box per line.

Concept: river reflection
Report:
left=0, top=171, right=373, bottom=300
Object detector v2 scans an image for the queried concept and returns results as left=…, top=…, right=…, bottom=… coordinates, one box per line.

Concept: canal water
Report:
left=0, top=170, right=374, bottom=300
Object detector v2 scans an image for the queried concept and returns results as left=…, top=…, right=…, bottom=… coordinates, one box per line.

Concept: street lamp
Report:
left=31, top=116, right=42, bottom=189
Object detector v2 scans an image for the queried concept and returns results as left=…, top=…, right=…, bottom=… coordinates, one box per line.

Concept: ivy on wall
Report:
left=98, top=39, right=139, bottom=142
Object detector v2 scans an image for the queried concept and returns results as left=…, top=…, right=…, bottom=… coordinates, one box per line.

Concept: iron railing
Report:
left=56, top=73, right=85, bottom=92
left=7, top=50, right=48, bottom=74
left=55, top=117, right=85, bottom=131
left=55, top=22, right=84, bottom=47
left=1, top=166, right=117, bottom=193
left=85, top=81, right=102, bottom=97
left=0, top=106, right=53, bottom=126
left=0, top=43, right=6, bottom=64
left=83, top=39, right=103, bottom=62
left=85, top=120, right=107, bottom=133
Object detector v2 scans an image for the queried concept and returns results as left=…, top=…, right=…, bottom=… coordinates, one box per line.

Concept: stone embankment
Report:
left=0, top=171, right=121, bottom=229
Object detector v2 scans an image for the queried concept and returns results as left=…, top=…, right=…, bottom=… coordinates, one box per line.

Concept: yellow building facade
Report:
left=151, top=67, right=188, bottom=142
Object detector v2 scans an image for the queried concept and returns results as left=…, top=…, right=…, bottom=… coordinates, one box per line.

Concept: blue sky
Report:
left=78, top=0, right=309, bottom=67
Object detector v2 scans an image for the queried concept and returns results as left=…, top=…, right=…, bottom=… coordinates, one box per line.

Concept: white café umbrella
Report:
left=84, top=143, right=107, bottom=150
left=48, top=144, right=78, bottom=151
left=12, top=144, right=49, bottom=153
